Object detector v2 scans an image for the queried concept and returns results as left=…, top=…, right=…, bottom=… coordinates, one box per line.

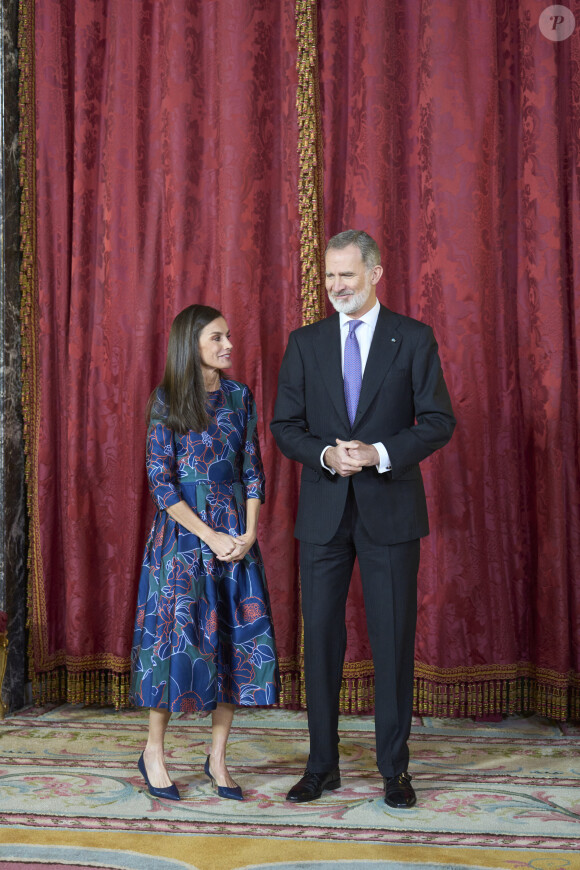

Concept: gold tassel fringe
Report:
left=32, top=669, right=131, bottom=710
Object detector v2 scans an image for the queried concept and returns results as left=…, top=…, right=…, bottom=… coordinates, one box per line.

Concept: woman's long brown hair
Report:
left=147, top=304, right=223, bottom=434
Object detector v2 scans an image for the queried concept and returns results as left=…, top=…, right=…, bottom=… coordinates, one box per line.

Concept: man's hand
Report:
left=342, top=439, right=380, bottom=467
left=325, top=439, right=381, bottom=477
left=324, top=440, right=362, bottom=476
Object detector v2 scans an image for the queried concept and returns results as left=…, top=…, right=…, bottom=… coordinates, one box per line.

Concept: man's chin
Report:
left=329, top=295, right=365, bottom=315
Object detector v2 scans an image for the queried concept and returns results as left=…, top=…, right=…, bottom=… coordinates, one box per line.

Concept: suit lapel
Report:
left=312, top=314, right=350, bottom=428
left=353, top=306, right=402, bottom=428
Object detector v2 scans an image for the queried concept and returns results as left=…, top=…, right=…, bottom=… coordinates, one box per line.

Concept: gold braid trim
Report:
left=295, top=0, right=325, bottom=326
left=18, top=0, right=43, bottom=688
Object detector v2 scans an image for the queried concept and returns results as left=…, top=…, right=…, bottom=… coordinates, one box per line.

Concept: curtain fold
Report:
left=22, top=0, right=579, bottom=718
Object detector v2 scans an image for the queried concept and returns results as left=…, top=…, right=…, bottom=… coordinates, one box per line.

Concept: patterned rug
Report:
left=0, top=705, right=579, bottom=869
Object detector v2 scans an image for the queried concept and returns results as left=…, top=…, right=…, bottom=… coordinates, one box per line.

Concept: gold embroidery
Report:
left=295, top=0, right=325, bottom=325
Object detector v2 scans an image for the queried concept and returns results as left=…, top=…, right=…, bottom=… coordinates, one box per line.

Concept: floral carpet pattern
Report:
left=0, top=705, right=579, bottom=869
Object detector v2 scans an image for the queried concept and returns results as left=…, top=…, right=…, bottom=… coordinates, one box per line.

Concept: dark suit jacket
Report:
left=270, top=305, right=456, bottom=546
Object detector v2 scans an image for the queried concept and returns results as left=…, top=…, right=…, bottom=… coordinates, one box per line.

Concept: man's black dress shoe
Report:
left=286, top=768, right=341, bottom=802
left=383, top=771, right=416, bottom=808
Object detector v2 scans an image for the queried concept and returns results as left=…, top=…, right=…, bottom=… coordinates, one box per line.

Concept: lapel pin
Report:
left=391, top=338, right=397, bottom=342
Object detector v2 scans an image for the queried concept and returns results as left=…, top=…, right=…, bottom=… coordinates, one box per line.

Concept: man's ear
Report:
left=371, top=265, right=384, bottom=285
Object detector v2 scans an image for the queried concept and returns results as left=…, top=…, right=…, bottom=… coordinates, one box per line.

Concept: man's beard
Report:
left=328, top=286, right=370, bottom=315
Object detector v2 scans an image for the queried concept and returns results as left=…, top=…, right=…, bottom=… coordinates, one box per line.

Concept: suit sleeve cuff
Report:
left=373, top=442, right=392, bottom=473
left=321, top=446, right=336, bottom=475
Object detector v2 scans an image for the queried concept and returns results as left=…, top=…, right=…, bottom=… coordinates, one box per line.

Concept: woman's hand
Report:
left=166, top=501, right=257, bottom=564
left=207, top=530, right=245, bottom=562
left=227, top=531, right=257, bottom=562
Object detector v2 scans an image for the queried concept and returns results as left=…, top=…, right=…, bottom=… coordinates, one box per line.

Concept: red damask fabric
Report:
left=30, top=0, right=580, bottom=716
left=32, top=0, right=301, bottom=687
left=319, top=0, right=580, bottom=700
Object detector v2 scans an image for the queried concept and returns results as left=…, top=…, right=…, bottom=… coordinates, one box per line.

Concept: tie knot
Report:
left=348, top=319, right=363, bottom=336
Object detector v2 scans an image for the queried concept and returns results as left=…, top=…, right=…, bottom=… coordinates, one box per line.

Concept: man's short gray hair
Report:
left=325, top=230, right=381, bottom=270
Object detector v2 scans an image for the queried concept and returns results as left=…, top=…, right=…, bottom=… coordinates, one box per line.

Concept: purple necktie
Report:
left=344, top=319, right=363, bottom=425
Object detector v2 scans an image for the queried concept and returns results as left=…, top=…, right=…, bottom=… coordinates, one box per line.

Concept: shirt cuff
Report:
left=373, top=442, right=392, bottom=474
left=321, top=445, right=336, bottom=475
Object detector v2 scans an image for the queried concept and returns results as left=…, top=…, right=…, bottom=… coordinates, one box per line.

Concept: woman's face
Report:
left=198, top=316, right=233, bottom=375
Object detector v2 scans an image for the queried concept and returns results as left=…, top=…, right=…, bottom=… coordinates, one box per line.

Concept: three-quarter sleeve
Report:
left=146, top=416, right=182, bottom=511
left=242, top=387, right=265, bottom=502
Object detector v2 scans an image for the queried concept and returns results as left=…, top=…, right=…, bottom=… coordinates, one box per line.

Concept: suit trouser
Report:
left=299, top=485, right=420, bottom=779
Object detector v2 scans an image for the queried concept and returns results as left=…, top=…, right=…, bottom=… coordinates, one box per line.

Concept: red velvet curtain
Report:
left=319, top=0, right=580, bottom=716
left=25, top=0, right=580, bottom=717
left=29, top=0, right=302, bottom=704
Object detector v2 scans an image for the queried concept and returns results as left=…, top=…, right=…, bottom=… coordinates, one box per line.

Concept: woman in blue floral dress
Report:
left=131, top=304, right=279, bottom=801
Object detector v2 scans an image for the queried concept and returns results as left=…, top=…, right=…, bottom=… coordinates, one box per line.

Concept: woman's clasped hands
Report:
left=207, top=530, right=256, bottom=563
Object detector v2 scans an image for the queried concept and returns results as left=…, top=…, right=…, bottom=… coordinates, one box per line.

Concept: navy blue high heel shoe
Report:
left=138, top=753, right=181, bottom=801
left=204, top=755, right=243, bottom=800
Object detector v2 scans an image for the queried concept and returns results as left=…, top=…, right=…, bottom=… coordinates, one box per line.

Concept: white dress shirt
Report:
left=321, top=299, right=392, bottom=474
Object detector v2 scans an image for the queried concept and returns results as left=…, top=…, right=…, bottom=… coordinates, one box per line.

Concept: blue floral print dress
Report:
left=130, top=379, right=279, bottom=712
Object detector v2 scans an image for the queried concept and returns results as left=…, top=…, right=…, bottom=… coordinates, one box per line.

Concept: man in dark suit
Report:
left=270, top=230, right=455, bottom=808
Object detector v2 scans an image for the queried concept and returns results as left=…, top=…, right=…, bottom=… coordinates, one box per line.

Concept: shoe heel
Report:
left=326, top=777, right=341, bottom=791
